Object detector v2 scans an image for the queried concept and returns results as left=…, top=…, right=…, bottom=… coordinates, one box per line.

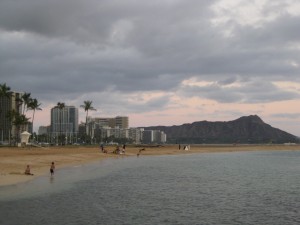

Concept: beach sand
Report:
left=1, top=144, right=299, bottom=187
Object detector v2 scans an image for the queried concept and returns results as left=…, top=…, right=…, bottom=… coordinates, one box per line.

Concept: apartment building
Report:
left=114, top=116, right=129, bottom=129
left=51, top=106, right=78, bottom=137
left=142, top=130, right=167, bottom=144
left=0, top=91, right=23, bottom=142
left=129, top=128, right=144, bottom=144
left=90, top=116, right=129, bottom=129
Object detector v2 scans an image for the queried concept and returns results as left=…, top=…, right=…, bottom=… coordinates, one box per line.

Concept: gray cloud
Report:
left=0, top=0, right=300, bottom=124
left=181, top=78, right=300, bottom=103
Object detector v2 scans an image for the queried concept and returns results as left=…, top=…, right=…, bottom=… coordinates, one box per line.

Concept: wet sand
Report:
left=1, top=144, right=299, bottom=187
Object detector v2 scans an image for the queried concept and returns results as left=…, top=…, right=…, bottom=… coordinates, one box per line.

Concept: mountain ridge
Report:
left=144, top=115, right=298, bottom=144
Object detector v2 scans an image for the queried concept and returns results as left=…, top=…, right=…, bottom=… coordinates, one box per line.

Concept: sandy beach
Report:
left=1, top=144, right=299, bottom=187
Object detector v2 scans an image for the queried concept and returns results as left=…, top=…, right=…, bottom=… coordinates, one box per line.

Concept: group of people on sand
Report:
left=112, top=144, right=126, bottom=154
left=178, top=144, right=190, bottom=151
left=24, top=162, right=55, bottom=177
left=101, top=144, right=145, bottom=157
left=100, top=144, right=126, bottom=155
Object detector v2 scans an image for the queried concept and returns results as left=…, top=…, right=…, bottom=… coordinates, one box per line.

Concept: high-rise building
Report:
left=0, top=91, right=23, bottom=143
left=115, top=116, right=129, bottom=129
left=142, top=130, right=154, bottom=143
left=91, top=116, right=129, bottom=129
left=51, top=106, right=78, bottom=137
left=93, top=117, right=111, bottom=127
left=129, top=128, right=143, bottom=144
left=142, top=129, right=167, bottom=144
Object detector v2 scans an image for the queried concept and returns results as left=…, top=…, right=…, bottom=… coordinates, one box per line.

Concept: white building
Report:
left=142, top=130, right=167, bottom=144
left=129, top=128, right=144, bottom=144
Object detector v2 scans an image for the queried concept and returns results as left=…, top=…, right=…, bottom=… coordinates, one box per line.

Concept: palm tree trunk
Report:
left=86, top=111, right=88, bottom=136
left=60, top=109, right=62, bottom=145
left=32, top=110, right=35, bottom=142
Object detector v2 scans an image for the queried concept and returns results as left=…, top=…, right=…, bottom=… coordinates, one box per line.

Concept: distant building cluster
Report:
left=37, top=106, right=166, bottom=144
left=84, top=116, right=166, bottom=144
left=0, top=92, right=167, bottom=144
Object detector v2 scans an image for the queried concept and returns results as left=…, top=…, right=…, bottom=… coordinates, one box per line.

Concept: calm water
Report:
left=1, top=151, right=300, bottom=225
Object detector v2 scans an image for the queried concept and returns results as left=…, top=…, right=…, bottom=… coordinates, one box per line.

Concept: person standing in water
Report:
left=50, top=162, right=55, bottom=176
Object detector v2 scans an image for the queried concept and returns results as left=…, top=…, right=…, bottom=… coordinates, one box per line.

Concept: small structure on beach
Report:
left=20, top=131, right=31, bottom=147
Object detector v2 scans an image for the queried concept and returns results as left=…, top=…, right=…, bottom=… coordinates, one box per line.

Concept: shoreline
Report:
left=1, top=144, right=300, bottom=187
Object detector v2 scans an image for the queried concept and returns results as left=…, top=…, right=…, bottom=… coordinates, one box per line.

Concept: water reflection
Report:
left=1, top=151, right=300, bottom=225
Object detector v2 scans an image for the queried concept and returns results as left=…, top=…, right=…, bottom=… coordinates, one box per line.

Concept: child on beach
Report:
left=24, top=165, right=34, bottom=175
left=50, top=162, right=55, bottom=176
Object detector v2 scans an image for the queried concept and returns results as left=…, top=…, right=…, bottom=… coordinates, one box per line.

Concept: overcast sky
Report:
left=1, top=0, right=300, bottom=136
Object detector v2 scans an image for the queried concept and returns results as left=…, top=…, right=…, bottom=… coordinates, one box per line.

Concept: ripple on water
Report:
left=1, top=151, right=300, bottom=225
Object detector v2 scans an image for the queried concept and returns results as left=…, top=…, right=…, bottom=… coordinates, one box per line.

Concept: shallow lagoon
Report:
left=1, top=151, right=300, bottom=225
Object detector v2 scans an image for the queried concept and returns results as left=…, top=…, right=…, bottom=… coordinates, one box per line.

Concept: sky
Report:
left=1, top=0, right=300, bottom=136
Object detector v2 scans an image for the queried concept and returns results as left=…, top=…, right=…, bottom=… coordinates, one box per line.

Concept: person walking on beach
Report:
left=137, top=148, right=145, bottom=157
left=50, top=162, right=55, bottom=176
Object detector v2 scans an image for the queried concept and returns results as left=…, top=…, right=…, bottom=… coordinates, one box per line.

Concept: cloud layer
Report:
left=1, top=0, right=300, bottom=135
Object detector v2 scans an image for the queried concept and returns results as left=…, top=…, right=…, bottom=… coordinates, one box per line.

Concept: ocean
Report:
left=1, top=150, right=300, bottom=225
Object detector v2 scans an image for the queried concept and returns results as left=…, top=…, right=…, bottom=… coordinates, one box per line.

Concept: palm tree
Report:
left=0, top=83, right=11, bottom=98
left=55, top=102, right=65, bottom=145
left=12, top=112, right=30, bottom=145
left=27, top=98, right=42, bottom=135
left=19, top=92, right=31, bottom=115
left=80, top=100, right=96, bottom=141
left=0, top=83, right=11, bottom=142
left=6, top=109, right=16, bottom=145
